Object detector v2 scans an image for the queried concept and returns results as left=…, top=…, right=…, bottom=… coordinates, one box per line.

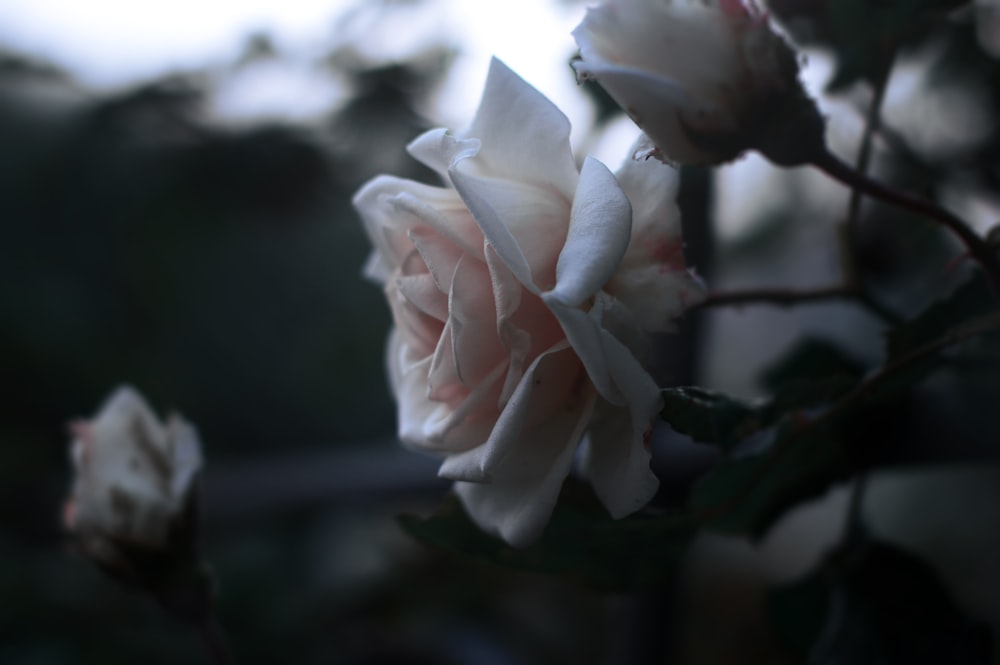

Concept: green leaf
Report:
left=886, top=274, right=995, bottom=362
left=660, top=387, right=760, bottom=451
left=399, top=478, right=696, bottom=591
left=760, top=338, right=865, bottom=418
left=689, top=422, right=846, bottom=539
left=808, top=538, right=993, bottom=665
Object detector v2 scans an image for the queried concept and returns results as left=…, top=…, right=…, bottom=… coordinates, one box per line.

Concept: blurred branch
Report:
left=812, top=148, right=1000, bottom=299
left=843, top=49, right=895, bottom=284
left=696, top=285, right=857, bottom=308
left=695, top=285, right=901, bottom=324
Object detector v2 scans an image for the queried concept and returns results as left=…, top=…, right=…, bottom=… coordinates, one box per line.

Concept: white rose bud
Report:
left=573, top=0, right=825, bottom=166
left=63, top=385, right=203, bottom=569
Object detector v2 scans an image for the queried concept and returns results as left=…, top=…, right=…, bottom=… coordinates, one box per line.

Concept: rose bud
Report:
left=63, top=385, right=203, bottom=583
left=572, top=0, right=826, bottom=166
left=354, top=59, right=704, bottom=546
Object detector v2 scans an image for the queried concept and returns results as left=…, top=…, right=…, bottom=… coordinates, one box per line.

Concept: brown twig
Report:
left=812, top=148, right=1000, bottom=299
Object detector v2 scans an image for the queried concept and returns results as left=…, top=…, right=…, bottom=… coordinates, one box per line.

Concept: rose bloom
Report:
left=64, top=385, right=202, bottom=562
left=354, top=58, right=703, bottom=546
left=573, top=0, right=821, bottom=165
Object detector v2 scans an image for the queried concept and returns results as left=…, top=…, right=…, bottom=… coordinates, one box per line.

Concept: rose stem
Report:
left=811, top=147, right=1000, bottom=299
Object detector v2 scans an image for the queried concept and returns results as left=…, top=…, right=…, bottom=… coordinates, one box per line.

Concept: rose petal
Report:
left=464, top=58, right=579, bottom=201
left=549, top=156, right=632, bottom=308
left=449, top=255, right=504, bottom=386
left=571, top=61, right=716, bottom=164
left=443, top=344, right=597, bottom=547
left=579, top=400, right=660, bottom=519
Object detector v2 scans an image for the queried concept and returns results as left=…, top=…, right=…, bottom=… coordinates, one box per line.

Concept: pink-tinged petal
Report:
left=397, top=273, right=449, bottom=322
left=437, top=340, right=581, bottom=481
left=406, top=127, right=481, bottom=181
left=449, top=255, right=504, bottom=386
left=448, top=169, right=539, bottom=293
left=353, top=175, right=477, bottom=270
left=408, top=226, right=465, bottom=293
left=607, top=143, right=706, bottom=330
left=574, top=0, right=742, bottom=99
left=571, top=62, right=717, bottom=164
left=607, top=267, right=706, bottom=332
left=385, top=190, right=484, bottom=261
left=428, top=319, right=463, bottom=403
left=388, top=331, right=506, bottom=453
left=543, top=292, right=660, bottom=421
left=549, top=157, right=632, bottom=308
left=485, top=244, right=532, bottom=406
left=444, top=347, right=597, bottom=547
left=387, top=275, right=444, bottom=357
left=449, top=169, right=571, bottom=291
left=579, top=401, right=659, bottom=519
left=464, top=58, right=579, bottom=201
left=614, top=136, right=681, bottom=241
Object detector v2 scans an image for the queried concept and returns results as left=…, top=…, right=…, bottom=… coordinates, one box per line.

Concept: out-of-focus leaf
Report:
left=886, top=274, right=995, bottom=362
left=767, top=570, right=831, bottom=659
left=760, top=338, right=865, bottom=418
left=689, top=423, right=846, bottom=539
left=769, top=0, right=969, bottom=90
left=807, top=537, right=993, bottom=664
left=660, top=387, right=761, bottom=451
left=399, top=478, right=696, bottom=591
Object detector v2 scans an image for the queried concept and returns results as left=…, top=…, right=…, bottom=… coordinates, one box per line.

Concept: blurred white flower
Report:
left=573, top=0, right=824, bottom=165
left=354, top=58, right=703, bottom=546
left=63, top=385, right=202, bottom=561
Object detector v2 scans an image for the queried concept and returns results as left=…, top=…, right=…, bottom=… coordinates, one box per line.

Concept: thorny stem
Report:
left=812, top=147, right=1000, bottom=299
left=695, top=285, right=902, bottom=324
left=695, top=312, right=1000, bottom=526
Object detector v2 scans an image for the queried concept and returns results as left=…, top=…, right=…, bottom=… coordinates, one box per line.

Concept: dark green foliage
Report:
left=769, top=533, right=993, bottom=664
left=660, top=386, right=761, bottom=451
left=400, top=478, right=696, bottom=591
left=688, top=423, right=846, bottom=539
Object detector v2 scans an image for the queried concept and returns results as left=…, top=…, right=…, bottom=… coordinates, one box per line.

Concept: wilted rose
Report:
left=573, top=0, right=824, bottom=166
left=354, top=58, right=703, bottom=546
left=64, top=385, right=203, bottom=568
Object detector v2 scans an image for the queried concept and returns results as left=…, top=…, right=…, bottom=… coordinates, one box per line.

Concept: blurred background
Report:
left=2, top=0, right=1000, bottom=663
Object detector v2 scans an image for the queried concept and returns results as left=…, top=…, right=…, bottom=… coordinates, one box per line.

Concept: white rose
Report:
left=64, top=385, right=203, bottom=557
left=354, top=58, right=704, bottom=546
left=573, top=0, right=823, bottom=165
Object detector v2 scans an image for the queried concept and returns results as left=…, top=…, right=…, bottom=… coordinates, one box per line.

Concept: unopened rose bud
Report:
left=573, top=0, right=826, bottom=166
left=63, top=385, right=203, bottom=582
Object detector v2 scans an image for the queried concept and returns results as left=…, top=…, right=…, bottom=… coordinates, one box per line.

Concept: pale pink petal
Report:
left=464, top=58, right=579, bottom=201
left=444, top=346, right=597, bottom=547
left=571, top=61, right=715, bottom=164
left=449, top=255, right=504, bottom=386
left=543, top=292, right=660, bottom=421
left=579, top=401, right=660, bottom=519
left=406, top=127, right=481, bottom=181
left=549, top=157, right=632, bottom=308
left=408, top=226, right=465, bottom=293
left=388, top=331, right=506, bottom=453
left=397, top=273, right=449, bottom=322
left=450, top=169, right=570, bottom=291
